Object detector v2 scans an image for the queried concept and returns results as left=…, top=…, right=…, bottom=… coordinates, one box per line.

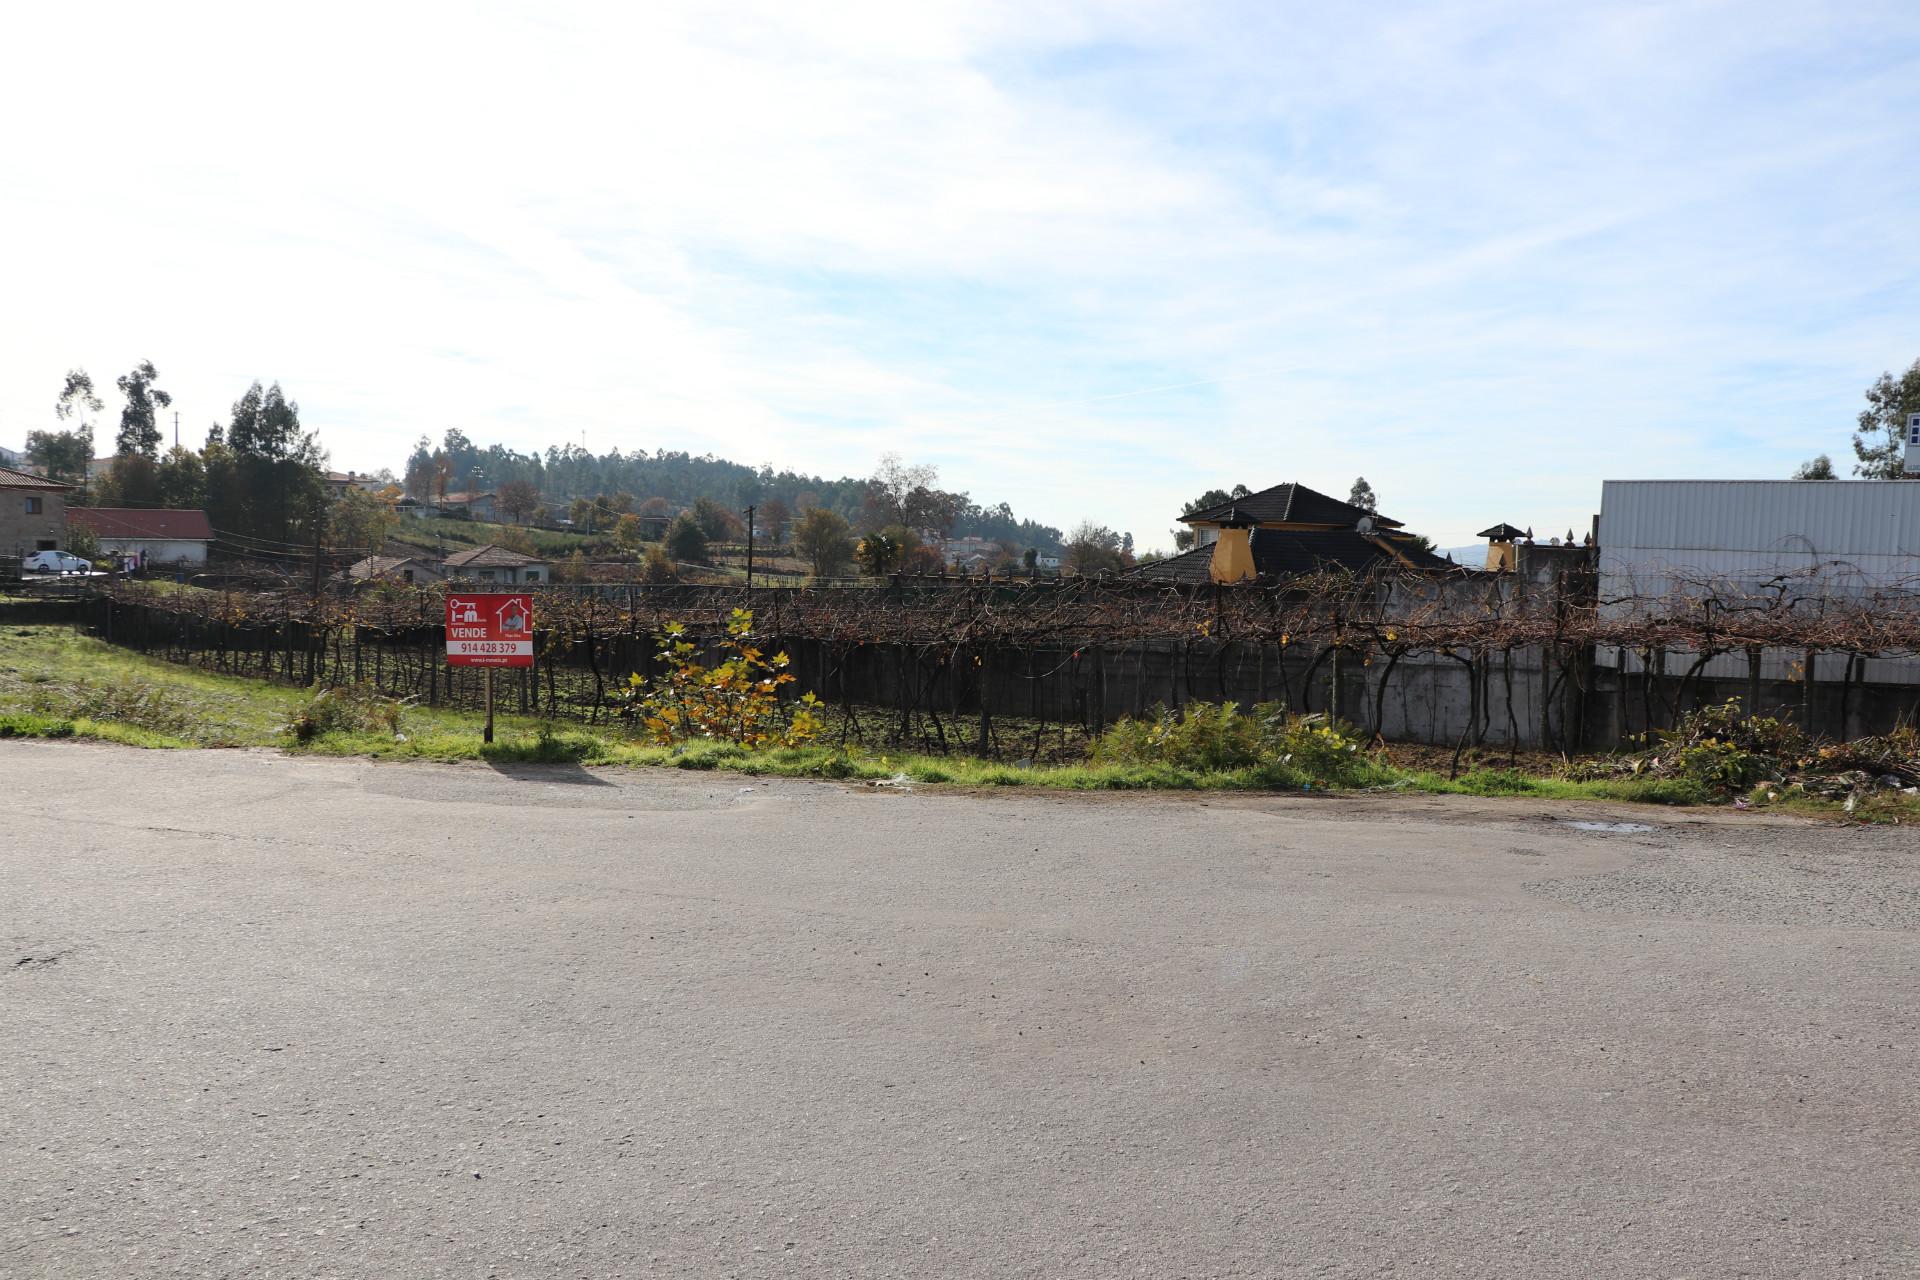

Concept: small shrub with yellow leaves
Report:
left=616, top=609, right=821, bottom=749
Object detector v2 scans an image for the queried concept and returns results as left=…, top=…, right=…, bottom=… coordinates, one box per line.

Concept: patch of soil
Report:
left=1374, top=741, right=1583, bottom=778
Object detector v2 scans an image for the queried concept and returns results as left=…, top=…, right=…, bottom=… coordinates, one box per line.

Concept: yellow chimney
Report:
left=1208, top=511, right=1256, bottom=583
left=1477, top=522, right=1526, bottom=573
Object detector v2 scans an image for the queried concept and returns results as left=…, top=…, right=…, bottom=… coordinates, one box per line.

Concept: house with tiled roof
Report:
left=0, top=465, right=72, bottom=560
left=1129, top=481, right=1454, bottom=584
left=68, top=508, right=215, bottom=568
left=443, top=544, right=551, bottom=584
left=324, top=471, right=389, bottom=496
left=337, top=554, right=445, bottom=586
left=437, top=490, right=498, bottom=521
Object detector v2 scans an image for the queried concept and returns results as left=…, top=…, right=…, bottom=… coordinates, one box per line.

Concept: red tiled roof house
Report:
left=67, top=508, right=215, bottom=569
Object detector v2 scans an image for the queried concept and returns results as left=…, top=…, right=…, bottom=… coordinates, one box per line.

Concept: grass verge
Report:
left=2, top=624, right=1907, bottom=818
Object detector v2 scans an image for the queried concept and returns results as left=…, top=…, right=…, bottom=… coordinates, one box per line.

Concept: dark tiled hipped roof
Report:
left=1181, top=482, right=1404, bottom=530
left=1128, top=546, right=1217, bottom=582
left=1130, top=529, right=1452, bottom=583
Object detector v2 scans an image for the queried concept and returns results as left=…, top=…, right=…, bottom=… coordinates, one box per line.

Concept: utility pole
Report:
left=310, top=497, right=326, bottom=599
left=743, top=505, right=755, bottom=590
left=172, top=410, right=180, bottom=450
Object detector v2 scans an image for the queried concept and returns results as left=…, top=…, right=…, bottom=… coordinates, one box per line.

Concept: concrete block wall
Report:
left=772, top=636, right=1571, bottom=749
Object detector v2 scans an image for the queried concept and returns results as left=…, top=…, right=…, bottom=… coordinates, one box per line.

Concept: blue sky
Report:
left=2, top=0, right=1917, bottom=548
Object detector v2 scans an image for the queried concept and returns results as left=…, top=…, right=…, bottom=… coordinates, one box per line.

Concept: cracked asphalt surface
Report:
left=3, top=739, right=1917, bottom=1278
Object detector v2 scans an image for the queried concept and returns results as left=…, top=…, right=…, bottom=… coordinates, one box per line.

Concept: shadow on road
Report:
left=484, top=761, right=616, bottom=787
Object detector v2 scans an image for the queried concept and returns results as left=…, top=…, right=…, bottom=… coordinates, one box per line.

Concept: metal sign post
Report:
left=446, top=592, right=535, bottom=745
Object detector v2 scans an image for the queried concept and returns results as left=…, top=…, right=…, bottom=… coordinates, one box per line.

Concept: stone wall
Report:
left=0, top=484, right=68, bottom=559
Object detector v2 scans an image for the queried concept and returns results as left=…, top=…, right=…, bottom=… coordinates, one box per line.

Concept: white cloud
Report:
left=1, top=0, right=1917, bottom=547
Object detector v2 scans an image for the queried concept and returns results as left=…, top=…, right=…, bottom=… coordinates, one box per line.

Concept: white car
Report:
left=23, top=551, right=92, bottom=575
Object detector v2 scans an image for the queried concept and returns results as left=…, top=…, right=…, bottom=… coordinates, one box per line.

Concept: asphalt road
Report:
left=3, top=740, right=1917, bottom=1278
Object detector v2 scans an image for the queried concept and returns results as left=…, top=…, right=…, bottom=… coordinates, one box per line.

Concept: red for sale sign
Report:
left=446, top=593, right=534, bottom=667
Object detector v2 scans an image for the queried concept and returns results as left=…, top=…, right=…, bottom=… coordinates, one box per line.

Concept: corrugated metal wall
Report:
left=1596, top=480, right=1920, bottom=683
left=1598, top=480, right=1920, bottom=587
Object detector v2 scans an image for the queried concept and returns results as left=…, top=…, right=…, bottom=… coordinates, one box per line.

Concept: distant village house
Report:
left=337, top=554, right=446, bottom=586
left=324, top=471, right=389, bottom=496
left=940, top=536, right=1000, bottom=567
left=438, top=490, right=498, bottom=521
left=443, top=544, right=550, bottom=584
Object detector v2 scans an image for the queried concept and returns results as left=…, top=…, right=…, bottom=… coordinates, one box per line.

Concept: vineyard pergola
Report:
left=80, top=565, right=1920, bottom=756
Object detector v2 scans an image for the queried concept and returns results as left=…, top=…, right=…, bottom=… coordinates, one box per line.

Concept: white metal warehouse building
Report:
left=1596, top=479, right=1920, bottom=684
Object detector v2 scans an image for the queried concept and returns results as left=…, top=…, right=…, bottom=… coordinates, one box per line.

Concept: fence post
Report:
left=1093, top=645, right=1107, bottom=733
left=1841, top=652, right=1860, bottom=740
left=1801, top=647, right=1815, bottom=734
left=976, top=645, right=991, bottom=755
left=1614, top=647, right=1628, bottom=745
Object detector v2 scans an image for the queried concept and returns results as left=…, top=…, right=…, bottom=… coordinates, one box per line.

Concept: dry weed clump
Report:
left=1570, top=698, right=1920, bottom=801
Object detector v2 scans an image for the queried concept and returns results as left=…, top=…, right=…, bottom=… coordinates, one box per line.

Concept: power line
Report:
left=210, top=526, right=373, bottom=557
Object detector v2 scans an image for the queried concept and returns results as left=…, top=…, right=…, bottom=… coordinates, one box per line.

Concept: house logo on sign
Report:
left=446, top=592, right=533, bottom=669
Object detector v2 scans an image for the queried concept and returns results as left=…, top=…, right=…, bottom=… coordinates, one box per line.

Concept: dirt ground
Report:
left=1377, top=739, right=1580, bottom=776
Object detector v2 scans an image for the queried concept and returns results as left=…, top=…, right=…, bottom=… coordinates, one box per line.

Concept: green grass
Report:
left=2, top=623, right=1908, bottom=818
left=390, top=517, right=598, bottom=559
left=0, top=626, right=302, bottom=745
left=1407, top=766, right=1710, bottom=805
left=0, top=711, right=191, bottom=749
left=135, top=580, right=218, bottom=597
left=0, top=625, right=532, bottom=750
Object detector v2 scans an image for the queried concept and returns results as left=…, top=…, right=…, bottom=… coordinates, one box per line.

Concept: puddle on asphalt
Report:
left=1559, top=820, right=1657, bottom=834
